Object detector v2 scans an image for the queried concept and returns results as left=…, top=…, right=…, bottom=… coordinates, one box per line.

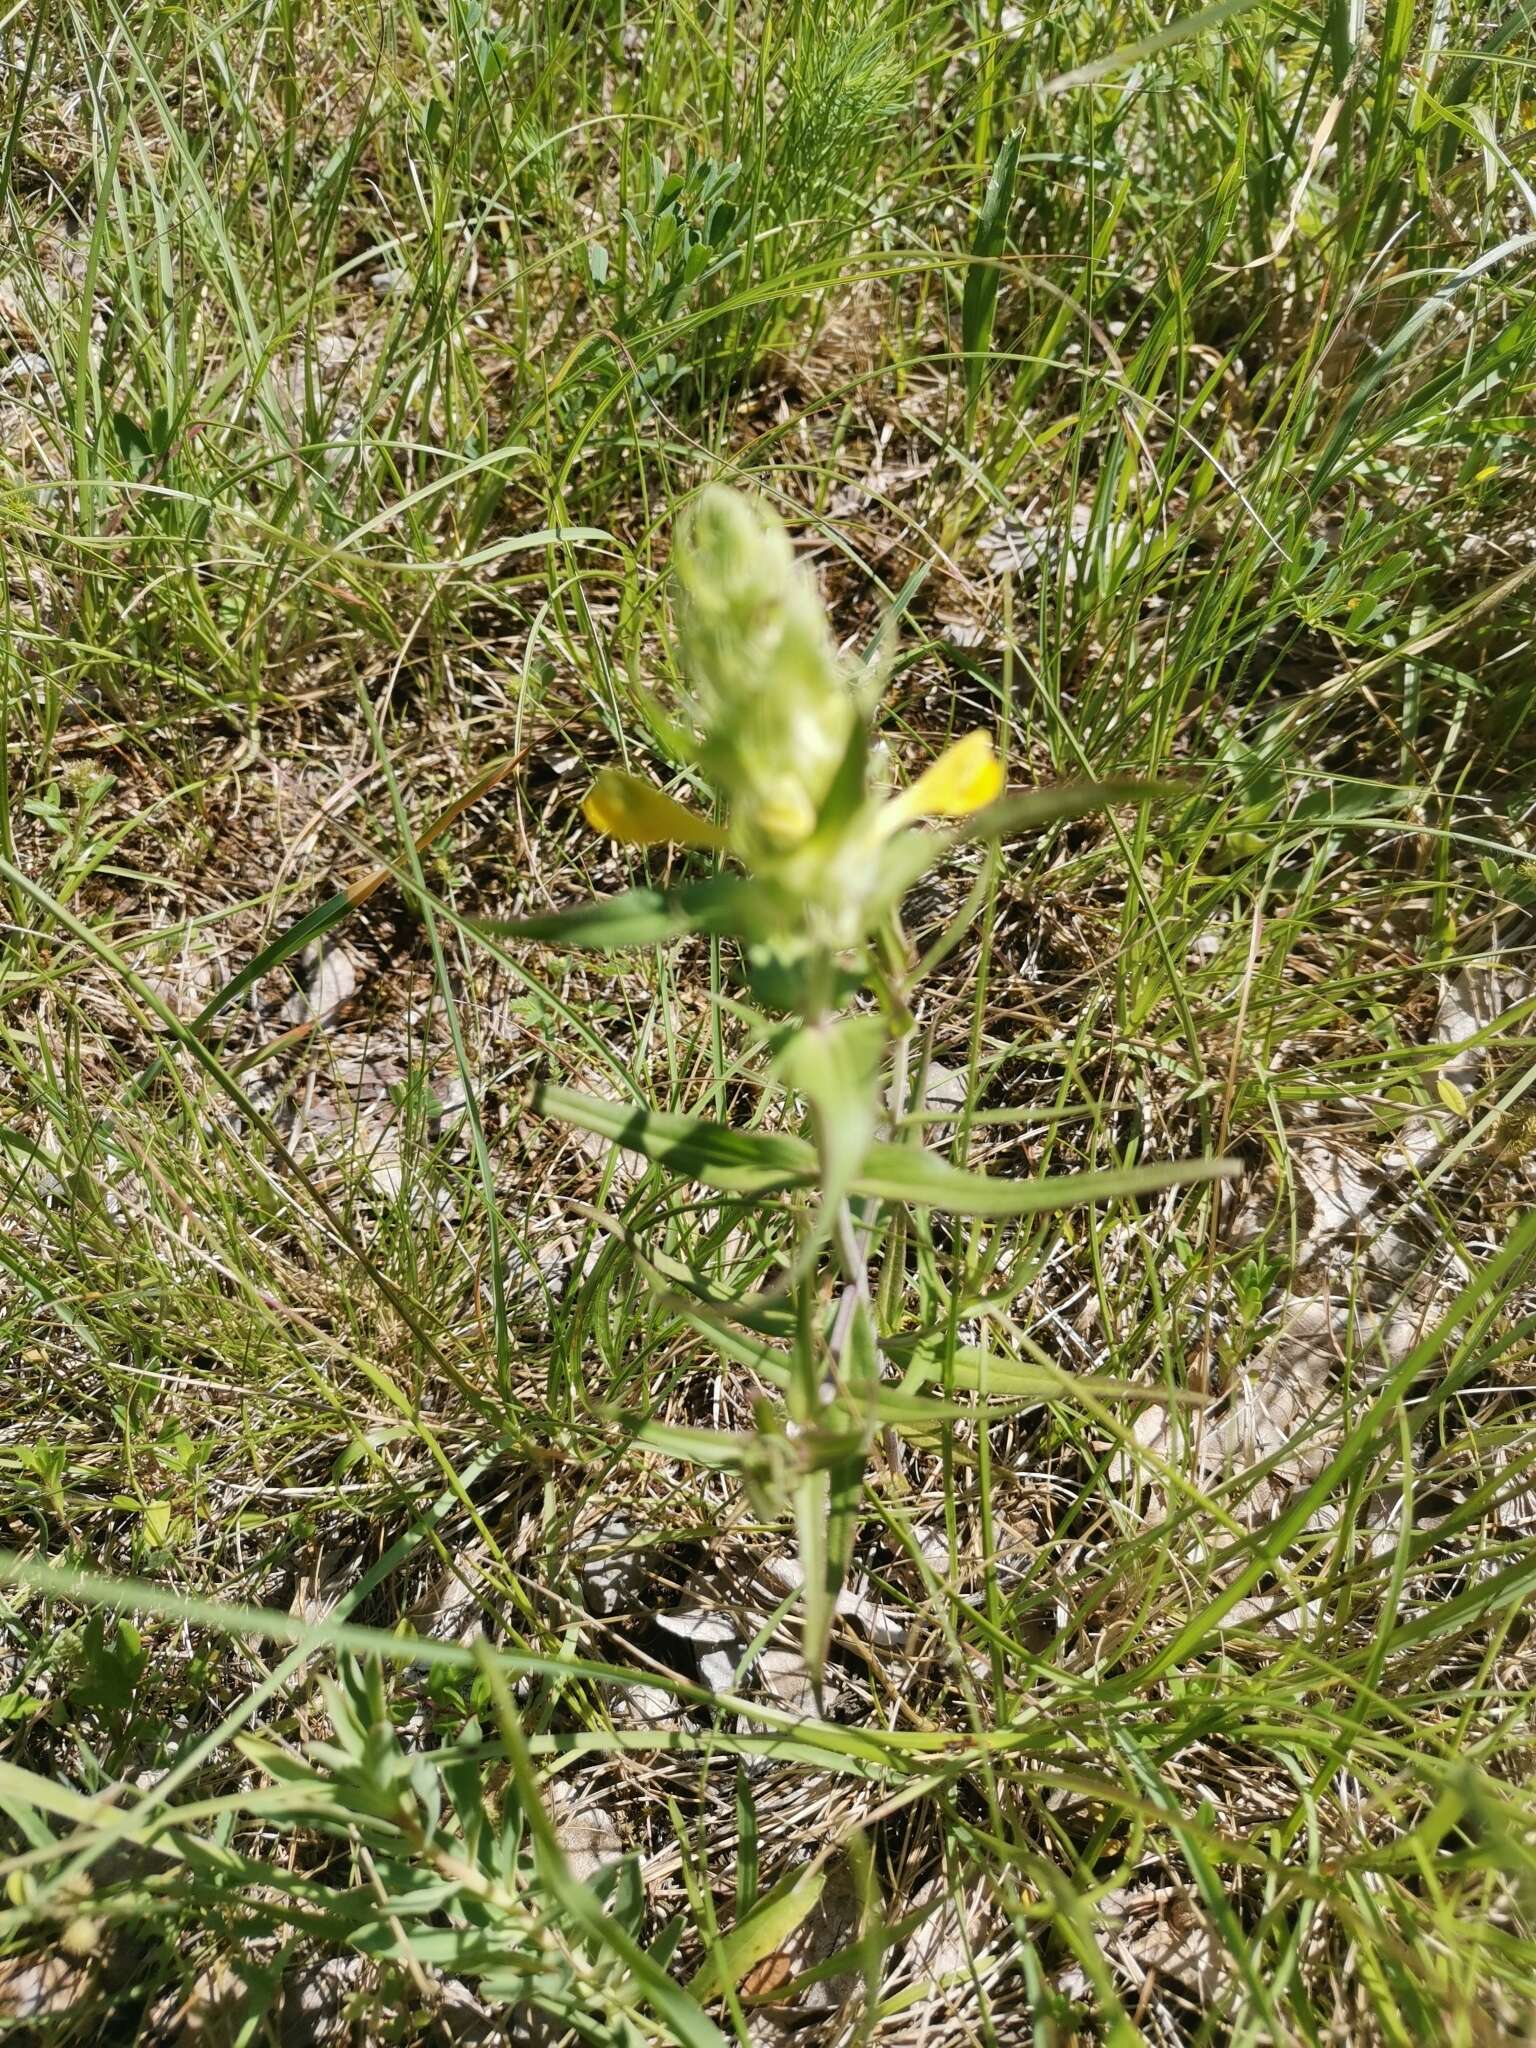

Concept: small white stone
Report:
left=549, top=1791, right=624, bottom=1883
left=577, top=1514, right=648, bottom=1619
left=280, top=943, right=357, bottom=1026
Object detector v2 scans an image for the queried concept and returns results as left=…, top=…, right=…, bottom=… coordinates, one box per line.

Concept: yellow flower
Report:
left=582, top=732, right=1005, bottom=862
left=581, top=769, right=728, bottom=850
left=880, top=731, right=1004, bottom=831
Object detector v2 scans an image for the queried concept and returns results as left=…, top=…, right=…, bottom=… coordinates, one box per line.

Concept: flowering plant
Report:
left=583, top=489, right=1003, bottom=963
left=494, top=486, right=1222, bottom=1681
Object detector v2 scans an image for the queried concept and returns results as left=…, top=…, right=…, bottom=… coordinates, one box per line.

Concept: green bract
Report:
left=676, top=487, right=859, bottom=867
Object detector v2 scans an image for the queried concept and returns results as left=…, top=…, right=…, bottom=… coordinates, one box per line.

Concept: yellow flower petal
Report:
left=883, top=731, right=1004, bottom=829
left=582, top=769, right=729, bottom=849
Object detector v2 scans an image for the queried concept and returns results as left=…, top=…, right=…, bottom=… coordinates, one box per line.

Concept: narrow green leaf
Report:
left=961, top=128, right=1021, bottom=413
left=687, top=1865, right=827, bottom=2000
left=532, top=1080, right=1235, bottom=1215
left=133, top=887, right=355, bottom=1094
left=624, top=1418, right=757, bottom=1470
left=1042, top=0, right=1266, bottom=94
left=852, top=1141, right=1235, bottom=1216
left=532, top=1079, right=816, bottom=1194
left=959, top=778, right=1175, bottom=841
left=480, top=874, right=777, bottom=951
left=0, top=1761, right=111, bottom=1829
left=480, top=887, right=690, bottom=949
left=483, top=872, right=782, bottom=950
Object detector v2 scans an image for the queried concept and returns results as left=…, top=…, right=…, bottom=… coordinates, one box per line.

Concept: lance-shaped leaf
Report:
left=956, top=777, right=1176, bottom=843
left=480, top=874, right=782, bottom=952
left=962, top=128, right=1021, bottom=417
left=687, top=1866, right=828, bottom=2001
left=533, top=1080, right=817, bottom=1194
left=531, top=1079, right=1236, bottom=1214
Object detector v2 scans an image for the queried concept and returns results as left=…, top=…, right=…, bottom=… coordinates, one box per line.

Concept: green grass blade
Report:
left=961, top=126, right=1020, bottom=420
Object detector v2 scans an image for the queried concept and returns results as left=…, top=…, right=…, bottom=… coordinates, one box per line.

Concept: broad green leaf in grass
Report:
left=532, top=1081, right=1233, bottom=1214
left=962, top=127, right=1020, bottom=417
left=478, top=875, right=780, bottom=951
left=686, top=1864, right=827, bottom=2000
left=532, top=1079, right=817, bottom=1194
left=957, top=778, right=1175, bottom=843
left=810, top=716, right=874, bottom=842
left=742, top=940, right=871, bottom=1016
left=1437, top=1075, right=1469, bottom=1116
left=886, top=1332, right=1210, bottom=1409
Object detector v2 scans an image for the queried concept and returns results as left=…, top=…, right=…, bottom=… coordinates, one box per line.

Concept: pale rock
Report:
left=280, top=942, right=357, bottom=1027
left=0, top=349, right=54, bottom=387
left=576, top=1514, right=649, bottom=1620
left=758, top=1553, right=908, bottom=1649
left=276, top=1955, right=366, bottom=2045
left=0, top=1953, right=87, bottom=2022
left=697, top=1644, right=745, bottom=1697
left=609, top=1680, right=680, bottom=1729
left=655, top=1603, right=745, bottom=1695
left=888, top=1060, right=969, bottom=1144
left=758, top=1644, right=818, bottom=1719
left=654, top=1603, right=740, bottom=1649
left=548, top=1789, right=624, bottom=1883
